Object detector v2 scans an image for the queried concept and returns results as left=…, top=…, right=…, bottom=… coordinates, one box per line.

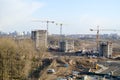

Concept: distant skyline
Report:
left=1, top=0, right=120, bottom=34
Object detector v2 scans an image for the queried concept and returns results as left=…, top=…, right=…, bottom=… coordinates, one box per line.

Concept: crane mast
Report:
left=90, top=26, right=120, bottom=51
left=90, top=26, right=99, bottom=51
left=32, top=20, right=55, bottom=47
left=56, top=23, right=63, bottom=41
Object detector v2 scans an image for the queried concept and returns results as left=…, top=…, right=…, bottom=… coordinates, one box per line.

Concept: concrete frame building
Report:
left=31, top=30, right=47, bottom=49
left=99, top=41, right=112, bottom=58
left=59, top=40, right=74, bottom=52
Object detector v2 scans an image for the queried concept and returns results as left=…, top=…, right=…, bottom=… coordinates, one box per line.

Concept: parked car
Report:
left=47, top=69, right=55, bottom=74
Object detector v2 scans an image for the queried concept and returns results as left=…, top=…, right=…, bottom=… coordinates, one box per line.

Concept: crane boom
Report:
left=32, top=20, right=55, bottom=47
left=32, top=20, right=54, bottom=31
left=90, top=26, right=120, bottom=51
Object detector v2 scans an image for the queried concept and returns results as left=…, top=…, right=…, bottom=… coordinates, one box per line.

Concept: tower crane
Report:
left=56, top=23, right=68, bottom=41
left=56, top=23, right=63, bottom=40
left=32, top=20, right=55, bottom=36
left=32, top=20, right=55, bottom=47
left=90, top=26, right=120, bottom=51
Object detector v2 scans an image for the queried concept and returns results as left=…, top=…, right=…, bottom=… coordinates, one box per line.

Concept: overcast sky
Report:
left=1, top=0, right=120, bottom=34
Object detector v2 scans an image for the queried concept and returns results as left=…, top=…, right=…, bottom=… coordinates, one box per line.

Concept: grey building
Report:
left=99, top=41, right=112, bottom=58
left=31, top=30, right=47, bottom=49
left=59, top=40, right=74, bottom=52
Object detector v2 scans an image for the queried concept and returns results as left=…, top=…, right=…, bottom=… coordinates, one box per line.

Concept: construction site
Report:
left=1, top=0, right=120, bottom=80
left=1, top=24, right=120, bottom=80
left=29, top=28, right=120, bottom=80
left=1, top=27, right=120, bottom=80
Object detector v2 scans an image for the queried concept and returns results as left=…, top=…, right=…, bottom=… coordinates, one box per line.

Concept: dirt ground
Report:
left=38, top=56, right=98, bottom=80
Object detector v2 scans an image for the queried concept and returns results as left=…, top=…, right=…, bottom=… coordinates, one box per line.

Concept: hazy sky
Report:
left=1, top=0, right=120, bottom=34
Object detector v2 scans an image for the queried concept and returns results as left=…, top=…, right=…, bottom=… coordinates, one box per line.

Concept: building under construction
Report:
left=99, top=41, right=112, bottom=58
left=59, top=40, right=74, bottom=52
left=31, top=30, right=47, bottom=49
